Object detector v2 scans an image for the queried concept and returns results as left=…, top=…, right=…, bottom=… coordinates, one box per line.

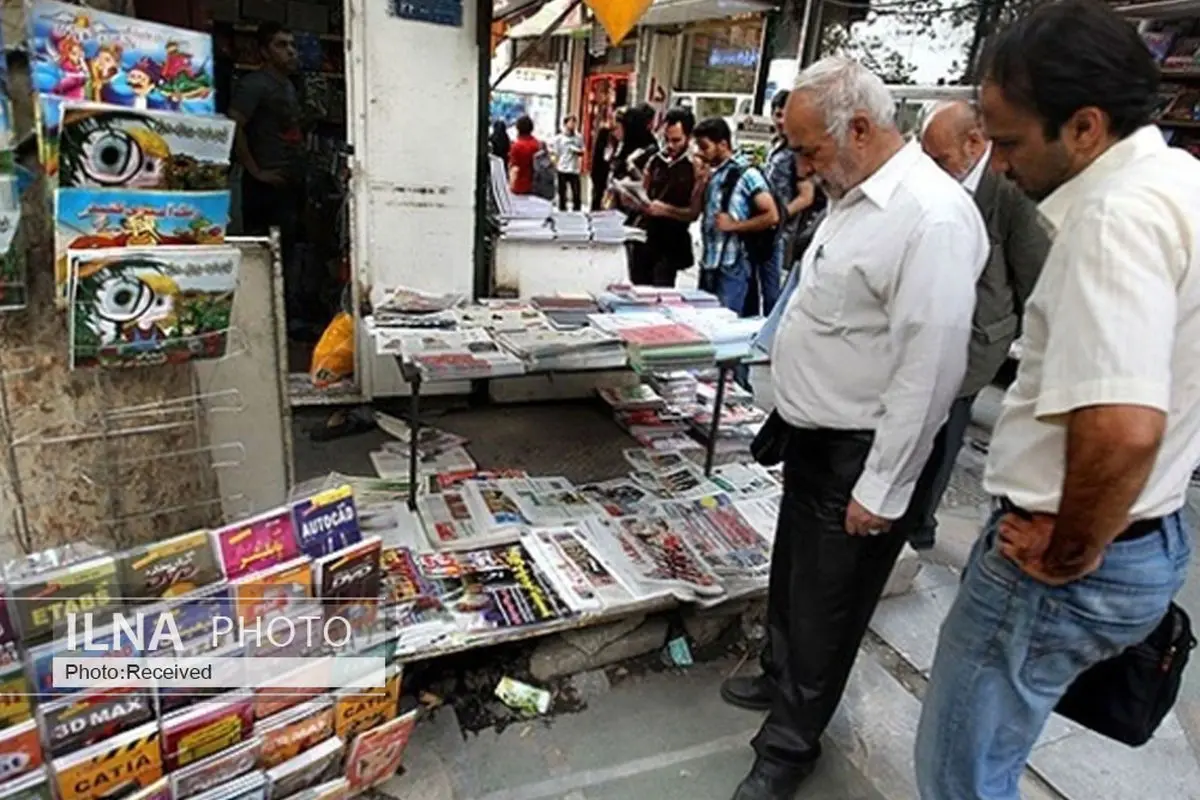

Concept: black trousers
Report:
left=753, top=427, right=924, bottom=767
left=241, top=172, right=303, bottom=321
left=627, top=241, right=678, bottom=288
left=558, top=173, right=581, bottom=211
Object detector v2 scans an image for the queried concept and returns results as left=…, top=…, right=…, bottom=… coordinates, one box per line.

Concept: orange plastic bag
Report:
left=310, top=312, right=355, bottom=388
left=585, top=0, right=653, bottom=45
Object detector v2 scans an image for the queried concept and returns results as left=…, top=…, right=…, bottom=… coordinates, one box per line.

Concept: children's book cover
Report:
left=119, top=529, right=221, bottom=602
left=232, top=557, right=313, bottom=625
left=67, top=245, right=238, bottom=369
left=333, top=666, right=401, bottom=741
left=314, top=538, right=381, bottom=637
left=169, top=737, right=260, bottom=800
left=0, top=663, right=34, bottom=729
left=53, top=100, right=233, bottom=190
left=28, top=1, right=215, bottom=113
left=290, top=485, right=362, bottom=558
left=212, top=507, right=300, bottom=581
left=161, top=694, right=253, bottom=771
left=9, top=555, right=121, bottom=643
left=0, top=720, right=43, bottom=784
left=39, top=687, right=154, bottom=758
left=343, top=710, right=418, bottom=791
left=0, top=768, right=53, bottom=800
left=50, top=722, right=163, bottom=800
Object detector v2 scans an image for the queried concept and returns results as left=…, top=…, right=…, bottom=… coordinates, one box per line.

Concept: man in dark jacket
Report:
left=909, top=99, right=1051, bottom=549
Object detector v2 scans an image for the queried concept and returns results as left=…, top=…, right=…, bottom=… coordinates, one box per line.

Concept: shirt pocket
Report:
left=796, top=258, right=848, bottom=327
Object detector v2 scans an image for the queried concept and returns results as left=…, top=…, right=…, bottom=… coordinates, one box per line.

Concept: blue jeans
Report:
left=908, top=395, right=975, bottom=550
left=702, top=263, right=750, bottom=314
left=915, top=509, right=1192, bottom=799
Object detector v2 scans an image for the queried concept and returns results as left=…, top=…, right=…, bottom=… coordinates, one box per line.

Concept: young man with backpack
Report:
left=694, top=117, right=780, bottom=314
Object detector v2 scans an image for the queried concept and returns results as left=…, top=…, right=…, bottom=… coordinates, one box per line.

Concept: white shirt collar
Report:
left=962, top=143, right=992, bottom=195
left=846, top=141, right=923, bottom=210
left=1038, top=126, right=1167, bottom=232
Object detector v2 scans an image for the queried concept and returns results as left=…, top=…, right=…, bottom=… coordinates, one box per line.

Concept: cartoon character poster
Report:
left=68, top=245, right=239, bottom=369
left=41, top=98, right=234, bottom=190
left=28, top=1, right=215, bottom=114
left=54, top=187, right=229, bottom=300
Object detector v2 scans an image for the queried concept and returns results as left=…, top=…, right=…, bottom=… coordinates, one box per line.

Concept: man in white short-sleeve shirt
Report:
left=915, top=2, right=1200, bottom=797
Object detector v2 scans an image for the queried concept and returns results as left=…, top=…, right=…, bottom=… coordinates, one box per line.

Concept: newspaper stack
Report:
left=660, top=494, right=773, bottom=577
left=647, top=371, right=700, bottom=407
left=532, top=294, right=601, bottom=330
left=455, top=303, right=549, bottom=333
left=590, top=210, right=638, bottom=244
left=614, top=320, right=716, bottom=373
left=377, top=328, right=526, bottom=380
left=495, top=327, right=626, bottom=371
left=551, top=212, right=591, bottom=243
left=522, top=525, right=636, bottom=613
left=598, top=384, right=665, bottom=412
left=501, top=217, right=555, bottom=241
left=580, top=515, right=725, bottom=603
left=665, top=307, right=765, bottom=361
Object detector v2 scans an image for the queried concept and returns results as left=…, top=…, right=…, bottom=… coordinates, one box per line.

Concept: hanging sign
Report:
left=584, top=0, right=653, bottom=46
left=389, top=0, right=464, bottom=28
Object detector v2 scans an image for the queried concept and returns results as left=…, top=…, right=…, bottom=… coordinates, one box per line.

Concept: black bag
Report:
left=719, top=165, right=777, bottom=266
left=1054, top=602, right=1196, bottom=747
left=751, top=410, right=791, bottom=467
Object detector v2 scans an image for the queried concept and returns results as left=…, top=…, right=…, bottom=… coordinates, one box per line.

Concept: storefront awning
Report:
left=507, top=0, right=590, bottom=37
left=637, top=0, right=775, bottom=27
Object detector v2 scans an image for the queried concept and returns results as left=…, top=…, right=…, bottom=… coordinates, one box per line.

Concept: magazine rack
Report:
left=392, top=353, right=769, bottom=509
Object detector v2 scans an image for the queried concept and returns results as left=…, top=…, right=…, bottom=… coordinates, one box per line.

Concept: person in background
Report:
left=612, top=104, right=660, bottom=282
left=592, top=108, right=623, bottom=210
left=509, top=115, right=540, bottom=196
left=916, top=2, right=1200, bottom=796
left=553, top=115, right=584, bottom=211
left=722, top=58, right=986, bottom=800
left=229, top=22, right=304, bottom=327
left=490, top=120, right=511, bottom=166
left=694, top=117, right=779, bottom=314
left=910, top=100, right=1049, bottom=552
left=634, top=106, right=704, bottom=287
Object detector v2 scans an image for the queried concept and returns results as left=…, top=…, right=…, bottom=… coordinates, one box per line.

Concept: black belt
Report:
left=999, top=498, right=1161, bottom=543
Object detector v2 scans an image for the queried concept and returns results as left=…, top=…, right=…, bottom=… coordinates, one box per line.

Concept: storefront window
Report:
left=680, top=18, right=764, bottom=94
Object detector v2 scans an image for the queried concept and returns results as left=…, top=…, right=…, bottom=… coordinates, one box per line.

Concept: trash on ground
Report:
left=495, top=676, right=553, bottom=715
left=664, top=636, right=694, bottom=667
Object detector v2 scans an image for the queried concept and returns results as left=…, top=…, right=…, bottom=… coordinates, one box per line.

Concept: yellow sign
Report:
left=585, top=0, right=653, bottom=45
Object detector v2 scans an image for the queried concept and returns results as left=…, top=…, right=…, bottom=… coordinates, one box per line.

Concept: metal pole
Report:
left=705, top=364, right=730, bottom=476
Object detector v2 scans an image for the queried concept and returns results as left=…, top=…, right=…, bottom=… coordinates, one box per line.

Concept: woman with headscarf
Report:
left=490, top=120, right=512, bottom=166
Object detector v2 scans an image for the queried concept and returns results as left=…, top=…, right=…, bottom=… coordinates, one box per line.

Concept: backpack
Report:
left=532, top=146, right=557, bottom=200
left=719, top=165, right=780, bottom=266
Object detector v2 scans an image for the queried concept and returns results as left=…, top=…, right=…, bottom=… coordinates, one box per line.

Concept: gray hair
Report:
left=793, top=56, right=897, bottom=141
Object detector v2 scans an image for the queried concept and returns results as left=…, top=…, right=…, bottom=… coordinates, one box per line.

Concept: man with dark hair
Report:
left=916, top=1, right=1200, bottom=796
left=509, top=115, right=540, bottom=196
left=693, top=117, right=779, bottom=312
left=636, top=106, right=703, bottom=287
left=552, top=115, right=584, bottom=211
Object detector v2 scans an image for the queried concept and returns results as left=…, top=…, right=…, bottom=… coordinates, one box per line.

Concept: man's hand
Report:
left=255, top=168, right=286, bottom=187
left=645, top=201, right=670, bottom=219
left=845, top=499, right=892, bottom=536
left=997, top=512, right=1104, bottom=585
left=715, top=212, right=737, bottom=233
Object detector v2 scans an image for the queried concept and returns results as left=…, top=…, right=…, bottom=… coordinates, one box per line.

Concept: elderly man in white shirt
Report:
left=721, top=56, right=987, bottom=800
left=915, top=2, right=1200, bottom=798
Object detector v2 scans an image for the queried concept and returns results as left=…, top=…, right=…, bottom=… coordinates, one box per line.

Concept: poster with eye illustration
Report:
left=67, top=245, right=240, bottom=369
left=54, top=187, right=229, bottom=302
left=39, top=97, right=234, bottom=190
left=27, top=0, right=215, bottom=114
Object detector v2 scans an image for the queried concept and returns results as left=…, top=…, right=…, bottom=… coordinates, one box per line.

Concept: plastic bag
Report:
left=310, top=312, right=354, bottom=388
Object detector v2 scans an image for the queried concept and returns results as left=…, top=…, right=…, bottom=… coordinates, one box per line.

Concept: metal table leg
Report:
left=704, top=364, right=728, bottom=476
left=408, top=373, right=422, bottom=510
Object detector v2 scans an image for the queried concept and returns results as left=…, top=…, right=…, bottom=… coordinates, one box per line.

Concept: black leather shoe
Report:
left=720, top=675, right=774, bottom=711
left=730, top=757, right=817, bottom=799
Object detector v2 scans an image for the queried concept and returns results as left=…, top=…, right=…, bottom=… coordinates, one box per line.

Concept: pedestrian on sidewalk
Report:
left=509, top=116, right=540, bottom=196
left=634, top=106, right=705, bottom=288
left=915, top=2, right=1200, bottom=797
left=723, top=57, right=987, bottom=800
left=553, top=115, right=584, bottom=211
left=905, top=100, right=1049, bottom=551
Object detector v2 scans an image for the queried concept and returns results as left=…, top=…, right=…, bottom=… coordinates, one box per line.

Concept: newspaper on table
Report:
left=455, top=305, right=549, bottom=333
left=504, top=477, right=594, bottom=526
left=376, top=286, right=465, bottom=314
left=597, top=384, right=665, bottom=411
left=623, top=449, right=691, bottom=473
left=629, top=463, right=723, bottom=500
left=416, top=485, right=482, bottom=551
left=580, top=515, right=724, bottom=602
left=371, top=443, right=477, bottom=482
left=733, top=495, right=781, bottom=548
left=374, top=412, right=468, bottom=455
left=577, top=479, right=659, bottom=518
left=661, top=494, right=772, bottom=576
left=522, top=525, right=636, bottom=613
left=374, top=328, right=526, bottom=379
left=709, top=463, right=781, bottom=499
left=495, top=327, right=626, bottom=370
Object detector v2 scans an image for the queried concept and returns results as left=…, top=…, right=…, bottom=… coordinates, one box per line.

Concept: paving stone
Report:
left=530, top=617, right=668, bottom=682
left=881, top=544, right=922, bottom=598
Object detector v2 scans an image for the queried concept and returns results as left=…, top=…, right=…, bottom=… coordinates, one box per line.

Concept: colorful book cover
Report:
left=161, top=694, right=253, bottom=771
left=50, top=722, right=163, bottom=800
left=152, top=642, right=245, bottom=716
left=258, top=697, right=333, bottom=769
left=137, top=582, right=233, bottom=654
left=0, top=591, right=20, bottom=667
left=27, top=623, right=140, bottom=701
left=333, top=666, right=401, bottom=741
left=169, top=737, right=260, bottom=800
left=212, top=507, right=300, bottom=581
left=190, top=771, right=266, bottom=800
left=252, top=657, right=333, bottom=721
left=314, top=538, right=381, bottom=637
left=54, top=101, right=233, bottom=190
left=232, top=557, right=313, bottom=625
left=54, top=188, right=230, bottom=303
left=68, top=245, right=239, bottom=369
left=118, top=529, right=221, bottom=602
left=344, top=710, right=418, bottom=791
left=290, top=485, right=362, bottom=558
left=28, top=1, right=215, bottom=113
left=0, top=720, right=43, bottom=784
left=123, top=777, right=169, bottom=800
left=0, top=768, right=53, bottom=800
left=265, top=736, right=342, bottom=799
left=9, top=555, right=121, bottom=643
left=38, top=687, right=154, bottom=758
left=0, top=663, right=34, bottom=728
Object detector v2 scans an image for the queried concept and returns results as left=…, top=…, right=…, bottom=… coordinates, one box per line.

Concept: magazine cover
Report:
left=333, top=666, right=401, bottom=740
left=28, top=1, right=215, bottom=113
left=38, top=687, right=154, bottom=758
left=118, top=529, right=221, bottom=602
left=291, top=485, right=361, bottom=558
left=169, top=737, right=260, bottom=800
left=0, top=663, right=34, bottom=728
left=611, top=515, right=725, bottom=599
left=0, top=591, right=20, bottom=667
left=68, top=245, right=239, bottom=369
left=446, top=544, right=574, bottom=631
left=523, top=527, right=634, bottom=611
left=212, top=507, right=300, bottom=580
left=189, top=771, right=266, bottom=800
left=9, top=555, right=121, bottom=642
left=379, top=546, right=436, bottom=605
left=252, top=657, right=333, bottom=721
left=314, top=538, right=381, bottom=636
left=264, top=736, right=342, bottom=798
left=0, top=769, right=53, bottom=800
left=28, top=623, right=140, bottom=701
left=343, top=710, right=418, bottom=791
left=50, top=722, right=163, bottom=800
left=258, top=696, right=333, bottom=769
left=138, top=582, right=233, bottom=652
left=55, top=189, right=230, bottom=303
left=232, top=557, right=313, bottom=625
left=578, top=479, right=656, bottom=518
left=152, top=641, right=245, bottom=716
left=0, top=720, right=43, bottom=783
left=664, top=494, right=771, bottom=575
left=161, top=694, right=253, bottom=771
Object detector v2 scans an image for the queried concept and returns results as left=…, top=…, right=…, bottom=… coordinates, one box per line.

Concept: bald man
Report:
left=911, top=101, right=1050, bottom=550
